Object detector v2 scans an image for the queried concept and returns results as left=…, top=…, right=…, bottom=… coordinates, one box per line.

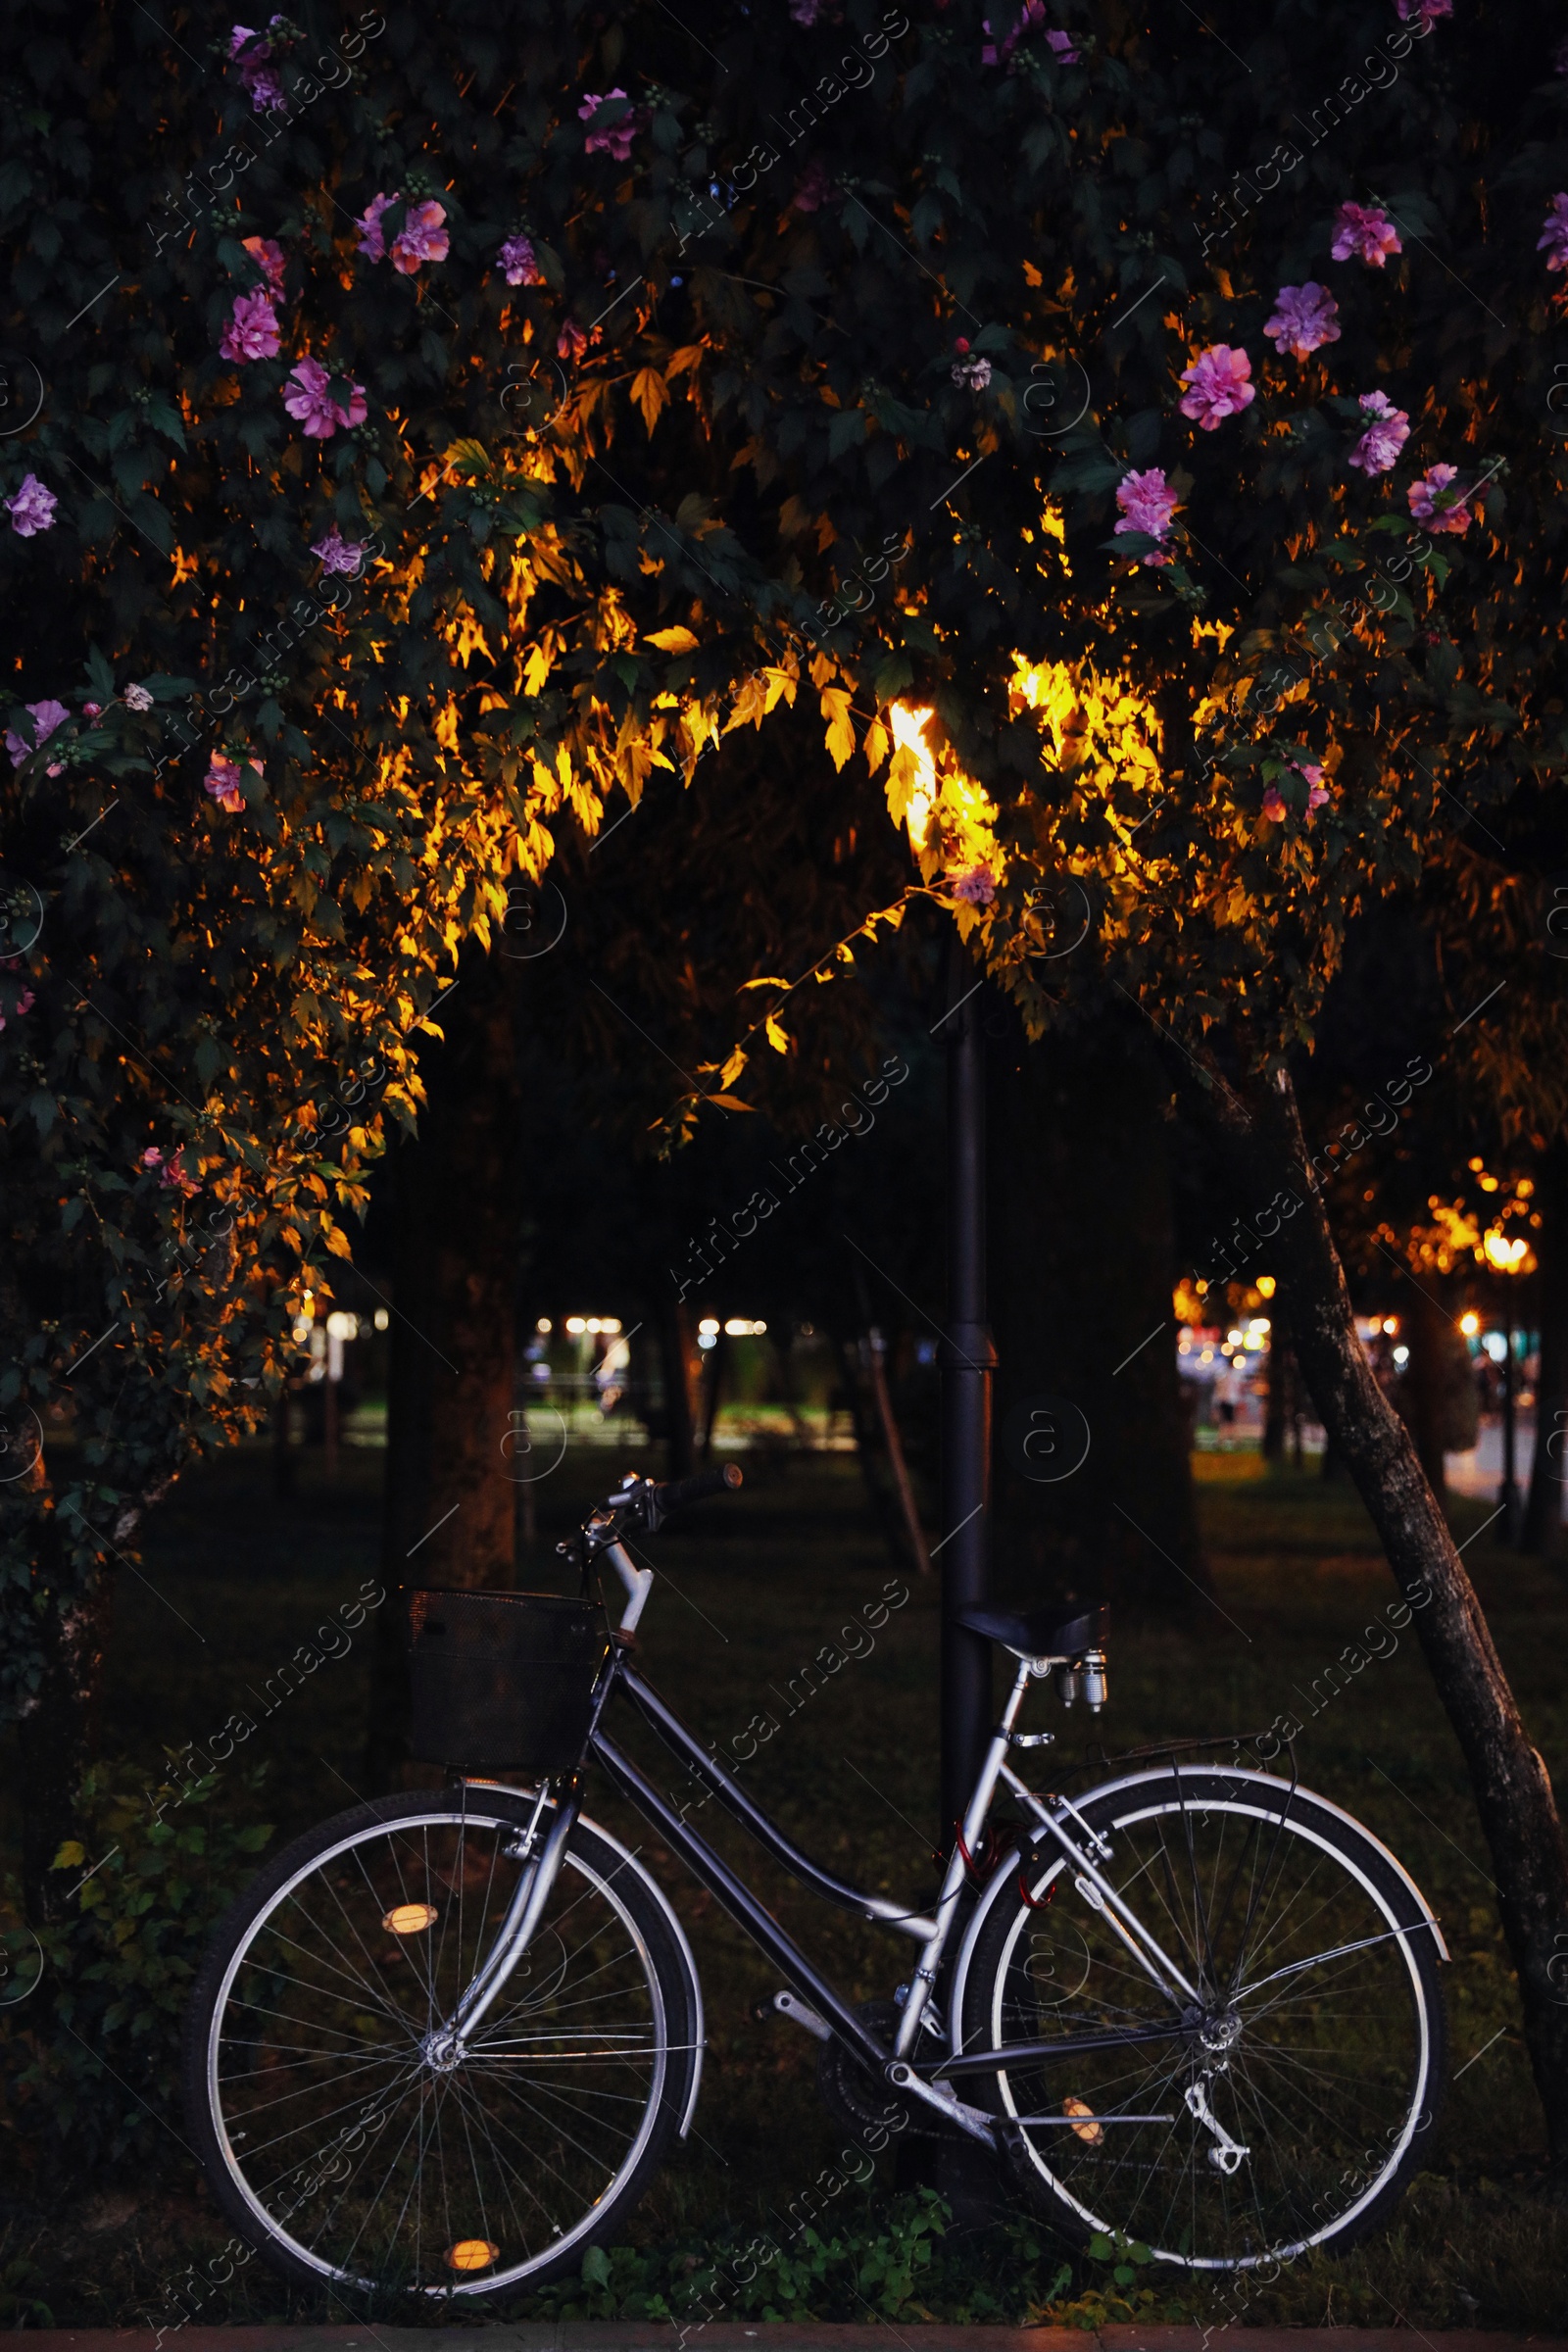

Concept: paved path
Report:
left=22, top=2327, right=1565, bottom=2350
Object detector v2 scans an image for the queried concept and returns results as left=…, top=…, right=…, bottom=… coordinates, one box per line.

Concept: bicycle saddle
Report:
left=954, top=1602, right=1108, bottom=1658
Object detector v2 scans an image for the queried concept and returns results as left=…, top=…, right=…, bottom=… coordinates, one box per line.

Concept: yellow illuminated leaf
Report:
left=706, top=1092, right=758, bottom=1112
left=646, top=626, right=702, bottom=653
left=820, top=686, right=855, bottom=771
left=764, top=1013, right=790, bottom=1054
left=665, top=344, right=706, bottom=377
left=630, top=368, right=669, bottom=435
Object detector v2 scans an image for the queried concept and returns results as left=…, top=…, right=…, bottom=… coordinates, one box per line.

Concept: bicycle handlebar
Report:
left=648, top=1462, right=743, bottom=1526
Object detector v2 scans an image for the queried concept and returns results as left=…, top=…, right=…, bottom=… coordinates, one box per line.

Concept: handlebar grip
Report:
left=649, top=1462, right=743, bottom=1523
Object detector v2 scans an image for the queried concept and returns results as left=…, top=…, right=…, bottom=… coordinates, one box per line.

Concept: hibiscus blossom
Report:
left=579, top=90, right=642, bottom=161
left=241, top=234, right=286, bottom=297
left=6, top=473, right=57, bottom=537
left=282, top=357, right=367, bottom=439
left=1538, top=193, right=1568, bottom=273
left=1263, top=281, right=1341, bottom=360
left=355, top=192, right=395, bottom=261
left=948, top=862, right=998, bottom=906
left=1408, top=463, right=1474, bottom=533
left=390, top=199, right=449, bottom=274
left=229, top=20, right=286, bottom=110
left=123, top=683, right=155, bottom=711
left=558, top=319, right=589, bottom=363
left=1331, top=201, right=1401, bottom=268
left=311, top=526, right=367, bottom=576
left=1113, top=466, right=1179, bottom=564
left=1178, top=344, right=1254, bottom=429
left=1261, top=785, right=1287, bottom=821
left=1347, top=389, right=1410, bottom=475
left=1395, top=0, right=1451, bottom=20
left=205, top=750, right=261, bottom=811
left=497, top=233, right=543, bottom=285
left=5, top=699, right=71, bottom=772
left=220, top=288, right=281, bottom=363
left=981, top=0, right=1078, bottom=66
left=952, top=353, right=993, bottom=389
left=0, top=958, right=35, bottom=1032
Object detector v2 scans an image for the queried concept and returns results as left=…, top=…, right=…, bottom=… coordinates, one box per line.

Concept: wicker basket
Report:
left=407, top=1589, right=606, bottom=1775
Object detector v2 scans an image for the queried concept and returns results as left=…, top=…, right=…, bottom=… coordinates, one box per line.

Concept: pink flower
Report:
left=1261, top=785, right=1287, bottom=821
left=242, top=235, right=286, bottom=297
left=5, top=699, right=71, bottom=771
left=220, top=288, right=281, bottom=363
left=1114, top=466, right=1179, bottom=564
left=952, top=355, right=993, bottom=389
left=1301, top=764, right=1330, bottom=812
left=948, top=863, right=998, bottom=906
left=356, top=192, right=395, bottom=262
left=0, top=971, right=34, bottom=1031
left=283, top=356, right=367, bottom=439
left=1408, top=463, right=1474, bottom=533
left=497, top=234, right=543, bottom=285
left=391, top=199, right=449, bottom=275
left=792, top=157, right=834, bottom=213
left=311, top=526, right=366, bottom=575
left=1538, top=194, right=1568, bottom=272
left=6, top=474, right=57, bottom=537
left=205, top=750, right=261, bottom=811
left=579, top=89, right=641, bottom=162
left=1347, top=388, right=1410, bottom=474
left=123, top=683, right=155, bottom=711
left=1395, top=0, right=1450, bottom=19
left=143, top=1144, right=198, bottom=1194
left=1331, top=201, right=1401, bottom=268
left=1263, top=281, right=1341, bottom=361
left=229, top=22, right=285, bottom=110
left=82, top=703, right=102, bottom=718
left=981, top=0, right=1076, bottom=65
left=558, top=318, right=589, bottom=362
left=1178, top=344, right=1254, bottom=429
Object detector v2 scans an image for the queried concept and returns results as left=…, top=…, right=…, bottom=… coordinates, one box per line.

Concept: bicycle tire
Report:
left=183, top=1788, right=701, bottom=2300
left=955, top=1766, right=1445, bottom=2268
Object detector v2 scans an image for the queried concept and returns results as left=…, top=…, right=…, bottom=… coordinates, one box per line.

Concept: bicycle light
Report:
left=1081, top=1652, right=1108, bottom=1712
left=1054, top=1666, right=1080, bottom=1706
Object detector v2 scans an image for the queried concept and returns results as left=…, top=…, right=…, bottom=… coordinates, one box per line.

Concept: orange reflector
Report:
left=447, top=2239, right=499, bottom=2272
left=382, top=1903, right=439, bottom=1936
left=1063, top=2096, right=1104, bottom=2147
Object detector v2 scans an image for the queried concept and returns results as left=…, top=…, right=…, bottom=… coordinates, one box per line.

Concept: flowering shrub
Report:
left=281, top=355, right=368, bottom=437
left=1408, top=463, right=1473, bottom=533
left=1113, top=467, right=1178, bottom=564
left=1346, top=389, right=1410, bottom=474
left=219, top=287, right=281, bottom=362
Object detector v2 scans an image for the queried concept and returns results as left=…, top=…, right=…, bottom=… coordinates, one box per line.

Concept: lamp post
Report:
left=939, top=935, right=996, bottom=1836
left=1484, top=1229, right=1530, bottom=1544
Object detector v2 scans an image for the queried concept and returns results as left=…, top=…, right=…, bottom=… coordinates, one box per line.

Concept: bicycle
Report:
left=184, top=1461, right=1447, bottom=2297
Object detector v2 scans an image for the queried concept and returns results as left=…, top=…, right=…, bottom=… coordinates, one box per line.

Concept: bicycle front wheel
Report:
left=956, top=1767, right=1446, bottom=2268
left=183, top=1789, right=701, bottom=2299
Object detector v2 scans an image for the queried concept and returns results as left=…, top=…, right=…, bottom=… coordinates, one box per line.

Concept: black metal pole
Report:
left=939, top=936, right=995, bottom=1838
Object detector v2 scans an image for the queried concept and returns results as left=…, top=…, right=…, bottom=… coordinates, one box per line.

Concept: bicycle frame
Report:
left=429, top=1531, right=1208, bottom=2145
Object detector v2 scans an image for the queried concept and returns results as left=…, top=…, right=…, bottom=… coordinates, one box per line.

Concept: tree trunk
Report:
left=17, top=1509, right=110, bottom=1921
left=365, top=953, right=520, bottom=1790
left=989, top=1007, right=1207, bottom=1612
left=1192, top=1064, right=1568, bottom=2157
left=1524, top=1135, right=1568, bottom=1559
left=654, top=1296, right=698, bottom=1478
left=1402, top=1285, right=1451, bottom=1499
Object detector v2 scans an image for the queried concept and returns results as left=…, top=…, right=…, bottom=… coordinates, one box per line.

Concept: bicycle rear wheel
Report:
left=956, top=1767, right=1445, bottom=2267
left=184, top=1788, right=700, bottom=2299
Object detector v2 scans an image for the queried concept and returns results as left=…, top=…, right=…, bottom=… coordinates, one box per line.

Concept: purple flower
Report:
left=1395, top=0, right=1451, bottom=20
left=948, top=862, right=998, bottom=906
left=952, top=355, right=993, bottom=389
left=205, top=750, right=260, bottom=811
left=5, top=698, right=71, bottom=773
left=579, top=89, right=643, bottom=162
left=1347, top=389, right=1410, bottom=475
left=1114, top=466, right=1179, bottom=564
left=6, top=474, right=57, bottom=537
left=1047, top=26, right=1080, bottom=61
left=497, top=233, right=543, bottom=285
left=123, top=683, right=155, bottom=711
left=1539, top=193, right=1568, bottom=272
left=283, top=357, right=367, bottom=439
left=220, top=287, right=282, bottom=363
left=391, top=199, right=449, bottom=275
left=1408, top=463, right=1474, bottom=534
left=0, top=957, right=35, bottom=1031
left=229, top=23, right=285, bottom=111
left=1179, top=344, right=1254, bottom=429
left=1331, top=201, right=1401, bottom=268
left=311, top=526, right=366, bottom=576
left=1263, top=281, right=1342, bottom=361
left=355, top=192, right=395, bottom=262
left=981, top=0, right=1077, bottom=66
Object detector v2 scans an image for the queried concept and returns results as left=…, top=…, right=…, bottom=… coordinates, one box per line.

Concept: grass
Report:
left=1, top=1437, right=1566, bottom=2328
